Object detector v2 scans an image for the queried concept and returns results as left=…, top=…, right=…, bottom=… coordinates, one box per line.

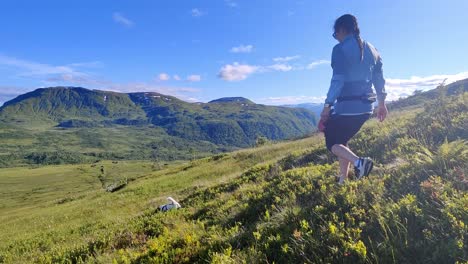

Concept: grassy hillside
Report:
left=0, top=90, right=466, bottom=263
left=0, top=137, right=323, bottom=263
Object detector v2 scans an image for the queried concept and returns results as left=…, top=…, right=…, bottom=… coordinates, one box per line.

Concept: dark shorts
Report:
left=324, top=114, right=371, bottom=151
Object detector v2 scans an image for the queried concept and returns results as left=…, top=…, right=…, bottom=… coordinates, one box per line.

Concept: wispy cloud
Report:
left=0, top=54, right=81, bottom=77
left=230, top=44, right=254, bottom=53
left=158, top=73, right=170, bottom=81
left=225, top=0, right=237, bottom=7
left=45, top=74, right=104, bottom=86
left=113, top=12, right=134, bottom=27
left=273, top=55, right=300, bottom=62
left=218, top=58, right=328, bottom=81
left=267, top=64, right=293, bottom=72
left=0, top=86, right=34, bottom=106
left=187, top=75, right=201, bottom=82
left=306, top=59, right=330, bottom=70
left=67, top=61, right=103, bottom=68
left=173, top=75, right=181, bottom=81
left=0, top=54, right=102, bottom=87
left=191, top=8, right=205, bottom=17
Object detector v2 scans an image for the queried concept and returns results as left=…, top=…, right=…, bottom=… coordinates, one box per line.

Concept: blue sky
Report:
left=1, top=0, right=467, bottom=105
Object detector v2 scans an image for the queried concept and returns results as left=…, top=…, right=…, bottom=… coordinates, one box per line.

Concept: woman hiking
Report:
left=319, top=14, right=388, bottom=185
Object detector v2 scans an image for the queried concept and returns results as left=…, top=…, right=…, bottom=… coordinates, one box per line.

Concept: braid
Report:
left=354, top=29, right=364, bottom=62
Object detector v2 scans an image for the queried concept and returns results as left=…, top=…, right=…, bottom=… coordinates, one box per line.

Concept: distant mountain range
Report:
left=0, top=87, right=317, bottom=165
left=282, top=103, right=324, bottom=117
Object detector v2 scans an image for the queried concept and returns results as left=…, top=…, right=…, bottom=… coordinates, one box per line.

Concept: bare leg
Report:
left=338, top=157, right=350, bottom=179
left=331, top=144, right=359, bottom=164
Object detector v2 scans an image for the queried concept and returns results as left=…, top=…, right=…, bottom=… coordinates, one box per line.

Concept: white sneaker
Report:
left=337, top=175, right=346, bottom=185
left=354, top=157, right=374, bottom=179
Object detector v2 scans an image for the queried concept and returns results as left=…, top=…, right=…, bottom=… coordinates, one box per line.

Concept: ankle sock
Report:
left=338, top=174, right=346, bottom=184
left=354, top=158, right=361, bottom=167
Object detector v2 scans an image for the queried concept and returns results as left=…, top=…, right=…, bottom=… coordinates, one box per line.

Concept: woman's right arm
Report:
left=372, top=55, right=388, bottom=121
left=372, top=55, right=387, bottom=103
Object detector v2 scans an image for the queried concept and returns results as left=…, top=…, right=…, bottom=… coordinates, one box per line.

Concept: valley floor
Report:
left=0, top=136, right=322, bottom=263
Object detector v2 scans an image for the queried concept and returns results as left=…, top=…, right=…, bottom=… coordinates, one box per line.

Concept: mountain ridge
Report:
left=0, top=86, right=317, bottom=165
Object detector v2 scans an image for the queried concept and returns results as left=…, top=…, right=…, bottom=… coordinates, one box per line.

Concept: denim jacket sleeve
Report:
left=325, top=44, right=346, bottom=105
left=372, top=54, right=387, bottom=102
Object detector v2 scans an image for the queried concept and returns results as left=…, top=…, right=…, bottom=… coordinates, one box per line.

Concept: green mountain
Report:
left=0, top=87, right=316, bottom=166
left=208, top=97, right=254, bottom=104
left=0, top=82, right=466, bottom=263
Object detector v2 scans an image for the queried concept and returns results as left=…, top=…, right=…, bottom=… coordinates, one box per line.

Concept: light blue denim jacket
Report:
left=325, top=34, right=387, bottom=115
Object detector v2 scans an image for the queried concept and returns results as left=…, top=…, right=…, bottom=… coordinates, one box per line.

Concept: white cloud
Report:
left=191, top=8, right=205, bottom=17
left=218, top=62, right=259, bottom=81
left=218, top=61, right=297, bottom=81
left=225, top=0, right=237, bottom=7
left=273, top=55, right=300, bottom=62
left=230, top=45, right=254, bottom=53
left=268, top=64, right=293, bottom=72
left=0, top=54, right=104, bottom=86
left=158, top=73, right=170, bottom=81
left=257, top=95, right=326, bottom=105
left=173, top=75, right=181, bottom=81
left=113, top=12, right=134, bottom=27
left=385, top=72, right=468, bottom=101
left=0, top=86, right=33, bottom=106
left=45, top=74, right=104, bottom=86
left=187, top=75, right=201, bottom=82
left=0, top=54, right=79, bottom=76
left=67, top=61, right=103, bottom=68
left=306, top=59, right=330, bottom=69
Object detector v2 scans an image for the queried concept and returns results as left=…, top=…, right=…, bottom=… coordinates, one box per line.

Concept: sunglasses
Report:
left=332, top=32, right=337, bottom=39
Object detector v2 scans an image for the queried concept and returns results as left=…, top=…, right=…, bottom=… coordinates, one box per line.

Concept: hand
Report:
left=376, top=103, right=388, bottom=122
left=320, top=107, right=331, bottom=121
